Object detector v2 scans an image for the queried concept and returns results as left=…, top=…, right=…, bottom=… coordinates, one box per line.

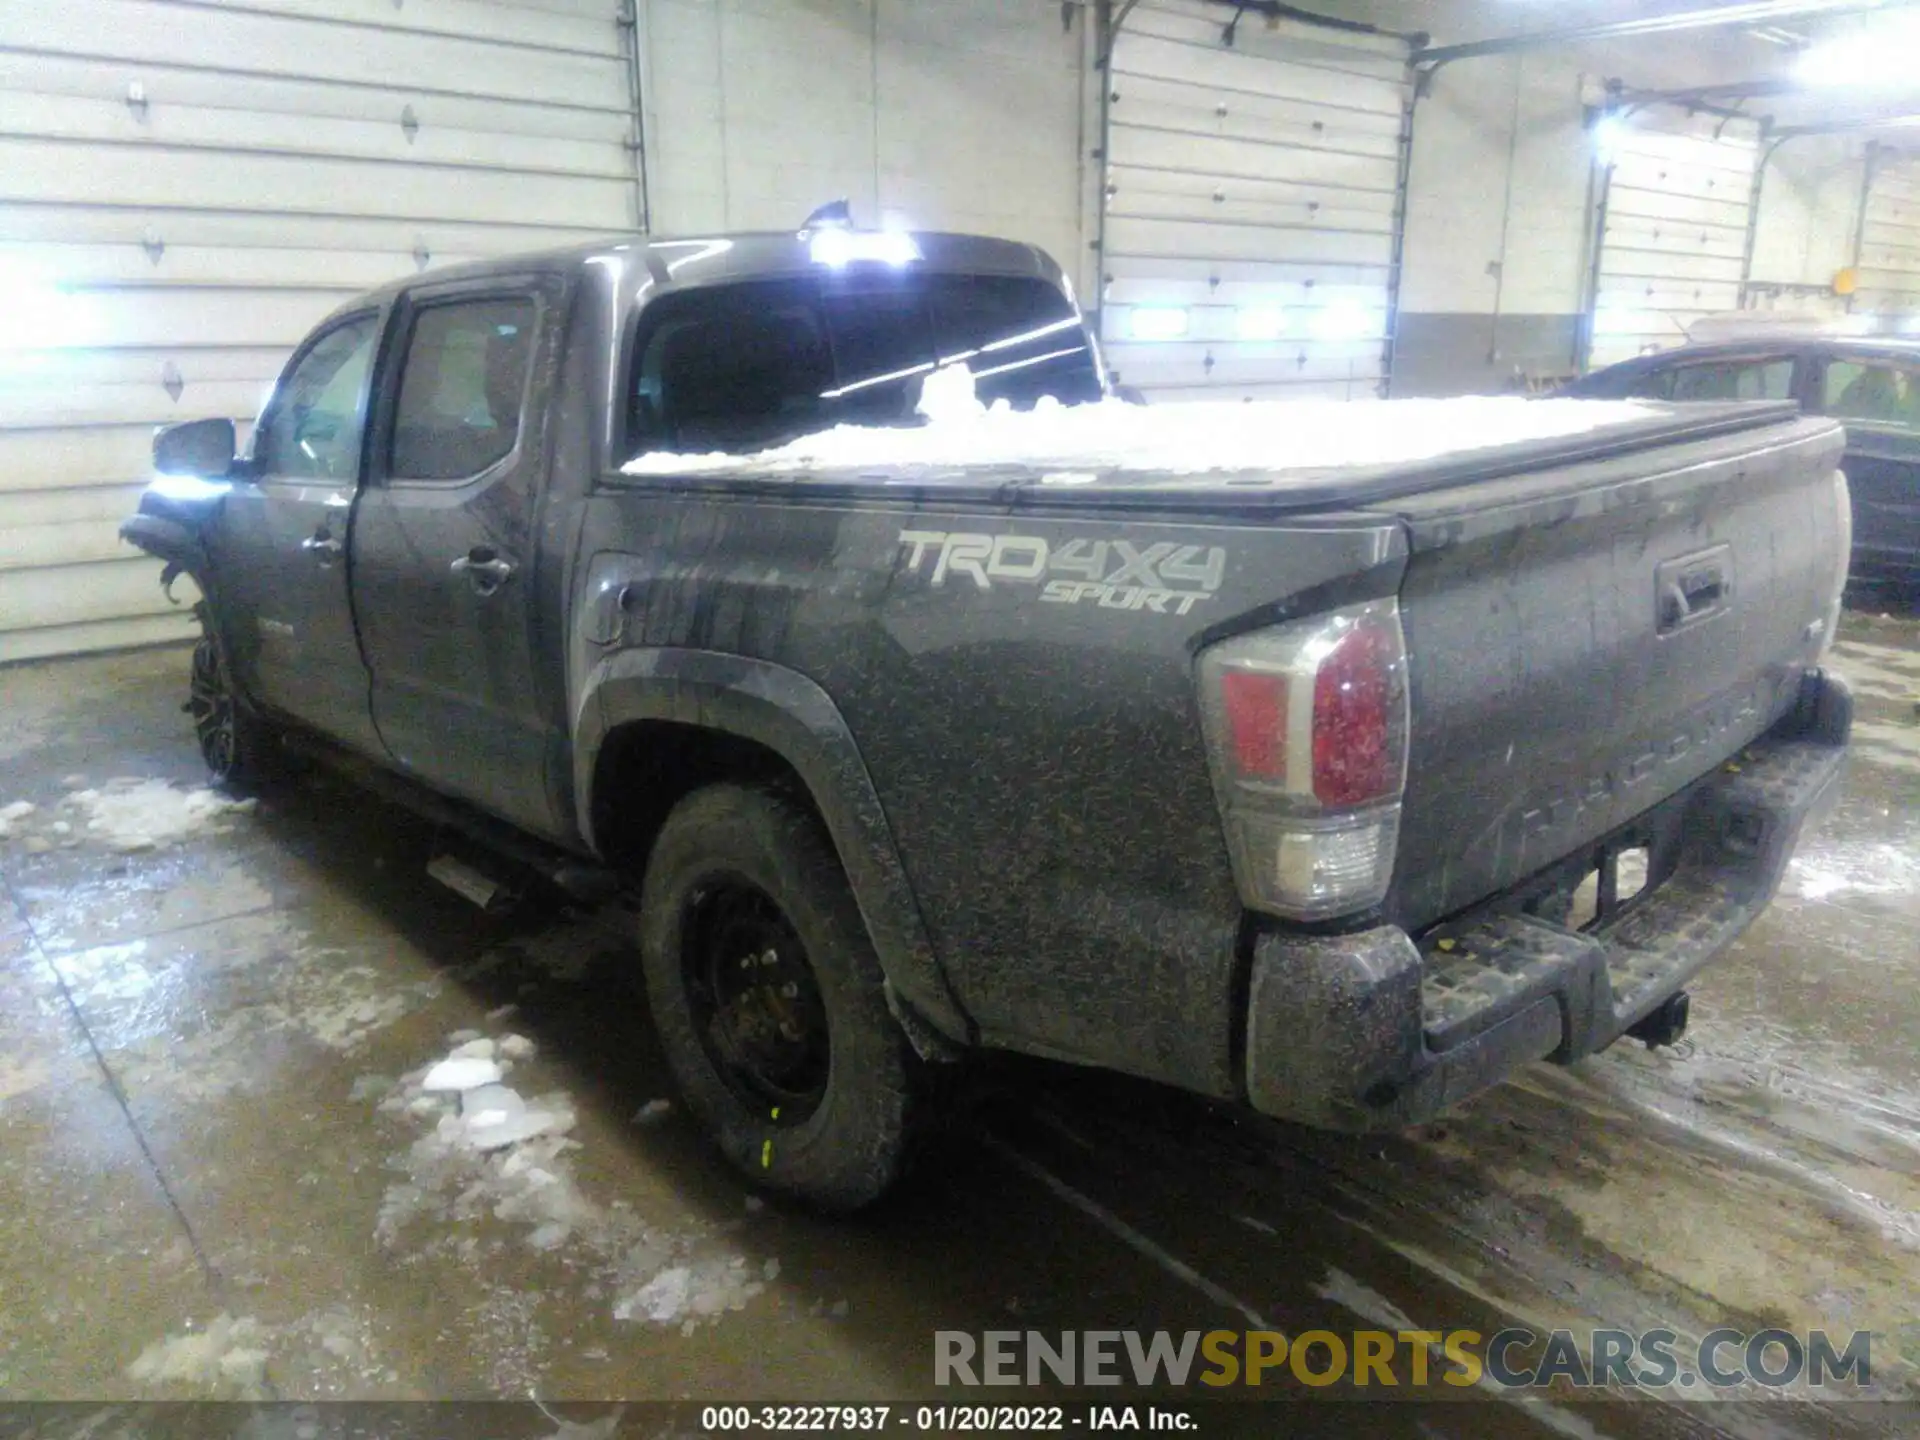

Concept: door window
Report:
left=256, top=315, right=379, bottom=481
left=389, top=297, right=538, bottom=481
left=1822, top=358, right=1920, bottom=429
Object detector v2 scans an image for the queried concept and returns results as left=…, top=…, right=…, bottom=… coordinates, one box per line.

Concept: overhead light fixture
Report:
left=1126, top=306, right=1190, bottom=342
left=809, top=228, right=921, bottom=268
left=1797, top=14, right=1920, bottom=89
left=1593, top=114, right=1627, bottom=165
left=0, top=259, right=98, bottom=352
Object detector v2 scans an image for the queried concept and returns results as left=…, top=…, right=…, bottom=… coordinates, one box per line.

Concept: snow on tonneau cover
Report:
left=623, top=382, right=1667, bottom=486
left=627, top=379, right=1851, bottom=935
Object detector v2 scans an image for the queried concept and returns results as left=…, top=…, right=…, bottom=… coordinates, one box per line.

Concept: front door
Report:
left=1817, top=354, right=1920, bottom=586
left=214, top=309, right=384, bottom=755
left=349, top=279, right=562, bottom=837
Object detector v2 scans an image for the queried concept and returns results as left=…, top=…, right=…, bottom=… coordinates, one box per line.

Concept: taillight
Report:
left=1196, top=600, right=1409, bottom=920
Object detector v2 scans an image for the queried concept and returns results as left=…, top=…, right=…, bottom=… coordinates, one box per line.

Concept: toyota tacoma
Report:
left=123, top=223, right=1853, bottom=1208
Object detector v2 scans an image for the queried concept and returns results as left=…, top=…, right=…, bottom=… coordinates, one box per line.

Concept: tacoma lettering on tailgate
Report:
left=897, top=531, right=1226, bottom=615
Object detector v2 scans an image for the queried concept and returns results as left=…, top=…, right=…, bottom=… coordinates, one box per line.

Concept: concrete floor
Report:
left=0, top=611, right=1917, bottom=1437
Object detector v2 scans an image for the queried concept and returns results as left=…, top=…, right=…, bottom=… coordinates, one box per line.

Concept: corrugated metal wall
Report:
left=1098, top=0, right=1411, bottom=402
left=0, top=0, right=637, bottom=664
left=1588, top=108, right=1762, bottom=370
left=1854, top=146, right=1920, bottom=319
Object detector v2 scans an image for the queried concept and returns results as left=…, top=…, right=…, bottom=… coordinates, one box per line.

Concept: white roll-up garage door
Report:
left=0, top=0, right=637, bottom=664
left=1588, top=107, right=1761, bottom=370
left=1098, top=0, right=1411, bottom=402
left=1854, top=146, right=1920, bottom=318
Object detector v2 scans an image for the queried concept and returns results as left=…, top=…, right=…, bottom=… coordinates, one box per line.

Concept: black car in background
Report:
left=1564, top=336, right=1920, bottom=592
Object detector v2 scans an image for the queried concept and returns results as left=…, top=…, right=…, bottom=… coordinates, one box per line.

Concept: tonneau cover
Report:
left=618, top=395, right=1807, bottom=515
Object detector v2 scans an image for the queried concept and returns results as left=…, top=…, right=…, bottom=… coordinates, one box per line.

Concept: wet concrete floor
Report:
left=0, top=610, right=1916, bottom=1438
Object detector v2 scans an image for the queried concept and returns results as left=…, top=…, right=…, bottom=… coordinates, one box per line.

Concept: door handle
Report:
left=301, top=534, right=343, bottom=560
left=451, top=550, right=516, bottom=593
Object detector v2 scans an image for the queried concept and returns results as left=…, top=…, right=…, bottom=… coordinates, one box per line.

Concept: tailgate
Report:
left=1380, top=413, right=1848, bottom=931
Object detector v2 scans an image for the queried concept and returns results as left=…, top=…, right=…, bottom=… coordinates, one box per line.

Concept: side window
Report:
left=257, top=315, right=379, bottom=481
left=1666, top=358, right=1793, bottom=402
left=1621, top=370, right=1676, bottom=400
left=389, top=297, right=537, bottom=481
left=1823, top=359, right=1920, bottom=429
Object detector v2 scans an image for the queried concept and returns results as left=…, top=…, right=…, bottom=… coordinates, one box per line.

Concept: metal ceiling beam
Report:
left=1617, top=77, right=1805, bottom=106
left=1416, top=0, right=1919, bottom=70
left=1775, top=112, right=1920, bottom=137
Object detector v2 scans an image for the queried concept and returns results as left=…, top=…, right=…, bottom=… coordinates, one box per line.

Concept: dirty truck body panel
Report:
left=126, top=232, right=1853, bottom=1143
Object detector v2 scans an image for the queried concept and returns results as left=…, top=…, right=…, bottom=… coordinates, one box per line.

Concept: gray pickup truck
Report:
left=124, top=224, right=1854, bottom=1209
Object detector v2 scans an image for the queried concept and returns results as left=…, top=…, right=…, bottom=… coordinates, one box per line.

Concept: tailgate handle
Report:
left=1656, top=547, right=1731, bottom=633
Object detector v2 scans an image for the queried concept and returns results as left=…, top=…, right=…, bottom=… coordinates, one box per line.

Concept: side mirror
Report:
left=153, top=417, right=236, bottom=478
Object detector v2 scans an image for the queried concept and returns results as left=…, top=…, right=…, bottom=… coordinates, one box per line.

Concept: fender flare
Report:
left=575, top=647, right=971, bottom=1046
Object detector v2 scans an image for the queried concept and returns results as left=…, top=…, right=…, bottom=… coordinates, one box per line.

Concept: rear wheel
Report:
left=637, top=783, right=925, bottom=1210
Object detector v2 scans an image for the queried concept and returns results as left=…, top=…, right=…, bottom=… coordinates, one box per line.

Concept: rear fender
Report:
left=576, top=647, right=971, bottom=1046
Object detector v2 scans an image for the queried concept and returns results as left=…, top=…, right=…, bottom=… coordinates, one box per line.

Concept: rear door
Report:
left=215, top=309, right=386, bottom=755
left=1812, top=351, right=1920, bottom=585
left=350, top=276, right=564, bottom=837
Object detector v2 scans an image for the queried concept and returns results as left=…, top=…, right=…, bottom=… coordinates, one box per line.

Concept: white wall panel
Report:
left=1855, top=150, right=1920, bottom=317
left=1589, top=108, right=1762, bottom=369
left=637, top=0, right=1085, bottom=289
left=0, top=0, right=635, bottom=660
left=1100, top=0, right=1410, bottom=401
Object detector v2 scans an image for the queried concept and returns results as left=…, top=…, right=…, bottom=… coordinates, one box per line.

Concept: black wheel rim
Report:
left=681, top=878, right=829, bottom=1126
left=188, top=635, right=239, bottom=781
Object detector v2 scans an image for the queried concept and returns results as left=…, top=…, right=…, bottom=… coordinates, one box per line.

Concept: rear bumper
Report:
left=1243, top=668, right=1851, bottom=1131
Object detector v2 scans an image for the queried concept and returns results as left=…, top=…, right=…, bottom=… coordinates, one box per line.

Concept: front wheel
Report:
left=637, top=783, right=927, bottom=1210
left=187, top=606, right=269, bottom=787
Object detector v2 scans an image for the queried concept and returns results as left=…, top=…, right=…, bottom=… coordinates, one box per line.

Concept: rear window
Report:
left=625, top=274, right=1100, bottom=457
left=1616, top=357, right=1794, bottom=402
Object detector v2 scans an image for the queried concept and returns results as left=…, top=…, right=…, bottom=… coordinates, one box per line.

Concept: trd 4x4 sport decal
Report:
left=897, top=531, right=1226, bottom=616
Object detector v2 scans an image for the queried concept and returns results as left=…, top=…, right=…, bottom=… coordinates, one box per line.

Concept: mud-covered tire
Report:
left=188, top=604, right=271, bottom=788
left=638, top=782, right=924, bottom=1211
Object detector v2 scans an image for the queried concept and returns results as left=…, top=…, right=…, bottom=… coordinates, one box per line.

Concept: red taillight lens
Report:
left=1196, top=600, right=1409, bottom=920
left=1220, top=670, right=1286, bottom=779
left=1313, top=621, right=1397, bottom=806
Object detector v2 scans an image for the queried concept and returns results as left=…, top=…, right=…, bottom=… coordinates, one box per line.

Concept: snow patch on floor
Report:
left=125, top=1306, right=400, bottom=1400
left=623, top=390, right=1662, bottom=481
left=80, top=920, right=441, bottom=1101
left=374, top=1038, right=770, bottom=1330
left=57, top=778, right=255, bottom=851
left=0, top=800, right=36, bottom=838
left=126, top=1313, right=270, bottom=1398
